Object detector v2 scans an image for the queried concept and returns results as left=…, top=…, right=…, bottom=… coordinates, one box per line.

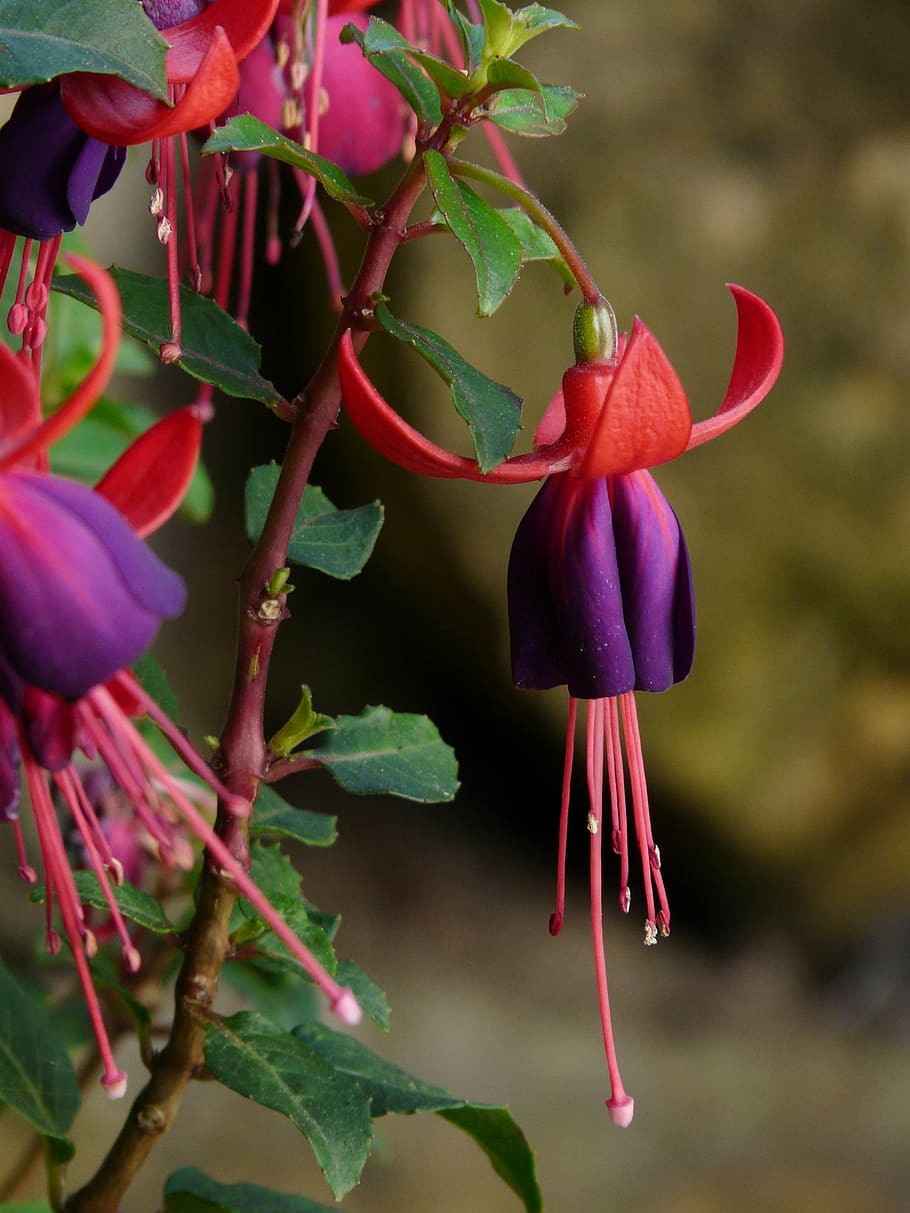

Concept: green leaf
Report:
left=164, top=1167, right=338, bottom=1213
left=334, top=960, right=390, bottom=1032
left=223, top=961, right=321, bottom=1030
left=513, top=3, right=578, bottom=39
left=475, top=0, right=514, bottom=54
left=498, top=206, right=574, bottom=287
left=30, top=870, right=174, bottom=935
left=252, top=784, right=337, bottom=848
left=425, top=151, right=522, bottom=317
left=203, top=117, right=371, bottom=206
left=0, top=962, right=79, bottom=1139
left=441, top=1, right=484, bottom=69
left=204, top=1012, right=372, bottom=1200
left=406, top=47, right=472, bottom=99
left=0, top=0, right=168, bottom=96
left=293, top=1023, right=459, bottom=1117
left=52, top=268, right=286, bottom=411
left=132, top=652, right=180, bottom=721
left=486, top=57, right=542, bottom=96
left=439, top=1104, right=543, bottom=1213
left=488, top=84, right=581, bottom=137
left=310, top=705, right=459, bottom=803
left=0, top=1202, right=54, bottom=1213
left=341, top=17, right=442, bottom=127
left=290, top=1025, right=543, bottom=1212
left=245, top=465, right=384, bottom=580
left=374, top=302, right=521, bottom=471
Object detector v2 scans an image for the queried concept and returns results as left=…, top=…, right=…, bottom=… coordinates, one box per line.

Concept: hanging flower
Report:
left=0, top=256, right=360, bottom=1096
left=338, top=285, right=784, bottom=1124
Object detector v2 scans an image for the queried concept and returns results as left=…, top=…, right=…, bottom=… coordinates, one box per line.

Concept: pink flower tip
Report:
left=17, top=863, right=38, bottom=883
left=548, top=910, right=564, bottom=936
left=606, top=1094, right=634, bottom=1127
left=101, top=1070, right=128, bottom=1100
left=331, top=987, right=362, bottom=1026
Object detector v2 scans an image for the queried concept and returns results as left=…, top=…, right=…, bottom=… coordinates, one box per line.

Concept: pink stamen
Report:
left=55, top=770, right=142, bottom=972
left=179, top=131, right=202, bottom=291
left=549, top=695, right=577, bottom=936
left=21, top=760, right=126, bottom=1096
left=81, top=689, right=359, bottom=1024
left=604, top=698, right=630, bottom=912
left=619, top=693, right=670, bottom=940
left=235, top=171, right=260, bottom=329
left=586, top=703, right=633, bottom=1127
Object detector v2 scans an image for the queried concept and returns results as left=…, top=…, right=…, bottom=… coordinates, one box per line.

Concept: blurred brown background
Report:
left=4, top=0, right=910, bottom=1209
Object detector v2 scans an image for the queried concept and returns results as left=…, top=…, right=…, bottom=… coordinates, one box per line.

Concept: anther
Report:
left=148, top=187, right=164, bottom=216
left=611, top=828, right=622, bottom=854
left=156, top=215, right=173, bottom=244
left=649, top=843, right=661, bottom=870
left=619, top=886, right=631, bottom=914
left=548, top=910, right=564, bottom=936
left=643, top=920, right=658, bottom=946
left=587, top=811, right=599, bottom=835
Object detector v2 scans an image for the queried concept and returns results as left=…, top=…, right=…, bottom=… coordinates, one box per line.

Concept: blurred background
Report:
left=4, top=0, right=910, bottom=1209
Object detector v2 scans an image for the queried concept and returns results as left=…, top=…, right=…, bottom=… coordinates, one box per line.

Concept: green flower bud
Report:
left=573, top=297, right=618, bottom=365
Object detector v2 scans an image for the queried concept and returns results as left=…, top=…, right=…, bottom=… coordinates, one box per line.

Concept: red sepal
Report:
left=685, top=285, right=784, bottom=449
left=338, top=332, right=568, bottom=484
left=95, top=405, right=204, bottom=538
left=61, top=28, right=240, bottom=145
left=580, top=319, right=692, bottom=477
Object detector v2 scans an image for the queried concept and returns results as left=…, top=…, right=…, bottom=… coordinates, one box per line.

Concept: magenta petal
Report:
left=0, top=472, right=186, bottom=701
left=509, top=475, right=636, bottom=698
left=611, top=471, right=695, bottom=692
left=316, top=16, right=405, bottom=176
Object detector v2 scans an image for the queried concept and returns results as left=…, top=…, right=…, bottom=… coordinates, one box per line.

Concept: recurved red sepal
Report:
left=339, top=331, right=480, bottom=480
left=95, top=406, right=203, bottom=538
left=685, top=284, right=784, bottom=450
left=580, top=319, right=692, bottom=478
left=61, top=28, right=240, bottom=145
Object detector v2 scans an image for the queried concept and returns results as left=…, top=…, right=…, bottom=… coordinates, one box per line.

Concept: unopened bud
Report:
left=573, top=296, right=618, bottom=365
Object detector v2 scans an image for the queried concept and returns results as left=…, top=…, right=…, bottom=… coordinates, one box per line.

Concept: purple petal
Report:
left=0, top=83, right=124, bottom=240
left=0, top=472, right=186, bottom=701
left=509, top=475, right=636, bottom=698
left=141, top=0, right=208, bottom=26
left=508, top=476, right=568, bottom=691
left=611, top=470, right=696, bottom=692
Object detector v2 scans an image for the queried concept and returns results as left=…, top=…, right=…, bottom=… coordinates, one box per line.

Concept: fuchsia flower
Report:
left=338, top=285, right=784, bottom=1125
left=0, top=257, right=360, bottom=1097
left=60, top=0, right=280, bottom=146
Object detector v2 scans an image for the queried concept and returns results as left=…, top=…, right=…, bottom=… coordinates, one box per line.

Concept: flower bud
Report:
left=573, top=297, right=618, bottom=365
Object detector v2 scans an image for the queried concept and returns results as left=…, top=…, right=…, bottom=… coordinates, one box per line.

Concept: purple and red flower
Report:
left=0, top=257, right=360, bottom=1095
left=338, top=285, right=784, bottom=1124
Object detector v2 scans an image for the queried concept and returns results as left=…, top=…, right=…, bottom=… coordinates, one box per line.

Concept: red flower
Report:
left=338, top=287, right=783, bottom=1123
left=60, top=0, right=281, bottom=145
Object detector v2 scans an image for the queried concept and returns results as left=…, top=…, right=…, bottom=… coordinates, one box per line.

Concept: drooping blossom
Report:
left=0, top=257, right=360, bottom=1096
left=338, top=286, right=784, bottom=1124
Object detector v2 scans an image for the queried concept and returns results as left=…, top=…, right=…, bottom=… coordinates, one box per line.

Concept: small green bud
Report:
left=573, top=297, right=618, bottom=365
left=266, top=567, right=292, bottom=596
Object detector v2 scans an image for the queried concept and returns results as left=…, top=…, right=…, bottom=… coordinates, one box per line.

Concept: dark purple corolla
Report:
left=508, top=469, right=695, bottom=699
left=0, top=471, right=186, bottom=707
left=0, top=83, right=125, bottom=241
